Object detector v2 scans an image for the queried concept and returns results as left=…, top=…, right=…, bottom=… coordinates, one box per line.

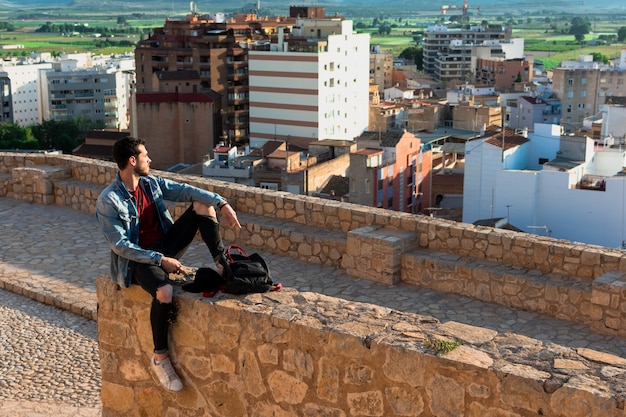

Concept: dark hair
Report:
left=112, top=137, right=146, bottom=170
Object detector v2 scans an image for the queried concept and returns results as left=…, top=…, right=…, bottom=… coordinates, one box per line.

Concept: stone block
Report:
left=345, top=225, right=418, bottom=285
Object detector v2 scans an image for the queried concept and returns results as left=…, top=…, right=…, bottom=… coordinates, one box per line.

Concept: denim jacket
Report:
left=96, top=173, right=226, bottom=288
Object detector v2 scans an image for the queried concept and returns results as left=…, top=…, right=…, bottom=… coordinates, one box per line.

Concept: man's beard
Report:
left=134, top=165, right=149, bottom=176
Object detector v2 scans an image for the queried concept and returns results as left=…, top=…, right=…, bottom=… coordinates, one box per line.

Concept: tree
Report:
left=618, top=26, right=626, bottom=42
left=31, top=118, right=104, bottom=153
left=399, top=46, right=423, bottom=71
left=0, top=123, right=37, bottom=149
left=116, top=16, right=127, bottom=25
left=591, top=52, right=610, bottom=65
left=378, top=25, right=391, bottom=36
left=569, top=16, right=590, bottom=43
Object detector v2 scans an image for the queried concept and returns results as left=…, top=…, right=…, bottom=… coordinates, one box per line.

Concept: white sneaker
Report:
left=151, top=356, right=183, bottom=392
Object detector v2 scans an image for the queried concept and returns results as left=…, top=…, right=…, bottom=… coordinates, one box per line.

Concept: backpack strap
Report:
left=226, top=244, right=249, bottom=263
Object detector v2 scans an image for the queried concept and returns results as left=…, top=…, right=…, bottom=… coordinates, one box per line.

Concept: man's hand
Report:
left=161, top=256, right=188, bottom=276
left=221, top=203, right=241, bottom=229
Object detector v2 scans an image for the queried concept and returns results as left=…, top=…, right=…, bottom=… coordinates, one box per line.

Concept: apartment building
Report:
left=350, top=130, right=423, bottom=213
left=452, top=104, right=502, bottom=132
left=423, top=24, right=512, bottom=84
left=134, top=11, right=295, bottom=155
left=370, top=45, right=393, bottom=91
left=505, top=95, right=561, bottom=131
left=0, top=62, right=52, bottom=126
left=552, top=57, right=626, bottom=132
left=474, top=57, right=532, bottom=91
left=247, top=10, right=370, bottom=149
left=0, top=72, right=12, bottom=123
left=42, top=62, right=132, bottom=131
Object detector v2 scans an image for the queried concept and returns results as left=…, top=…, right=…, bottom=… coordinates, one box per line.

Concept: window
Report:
left=567, top=79, right=574, bottom=86
left=259, top=182, right=278, bottom=191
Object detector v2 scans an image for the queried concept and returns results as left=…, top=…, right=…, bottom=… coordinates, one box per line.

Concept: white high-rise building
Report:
left=248, top=14, right=370, bottom=149
left=0, top=62, right=53, bottom=126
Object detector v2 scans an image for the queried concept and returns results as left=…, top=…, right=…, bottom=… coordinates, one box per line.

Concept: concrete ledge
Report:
left=97, top=276, right=626, bottom=417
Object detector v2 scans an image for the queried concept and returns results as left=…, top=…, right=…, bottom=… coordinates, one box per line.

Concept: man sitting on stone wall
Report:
left=96, top=136, right=241, bottom=392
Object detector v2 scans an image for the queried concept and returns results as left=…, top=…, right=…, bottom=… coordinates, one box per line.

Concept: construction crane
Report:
left=441, top=0, right=584, bottom=26
left=441, top=0, right=480, bottom=27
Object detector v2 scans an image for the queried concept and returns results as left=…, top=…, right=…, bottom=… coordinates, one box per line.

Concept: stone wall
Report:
left=1, top=152, right=623, bottom=281
left=2, top=152, right=626, bottom=337
left=4, top=152, right=626, bottom=415
left=97, top=276, right=626, bottom=417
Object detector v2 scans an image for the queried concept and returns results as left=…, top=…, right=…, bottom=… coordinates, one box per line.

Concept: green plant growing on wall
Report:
left=424, top=338, right=463, bottom=355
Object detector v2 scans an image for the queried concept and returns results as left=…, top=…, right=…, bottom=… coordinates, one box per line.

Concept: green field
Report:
left=0, top=11, right=624, bottom=68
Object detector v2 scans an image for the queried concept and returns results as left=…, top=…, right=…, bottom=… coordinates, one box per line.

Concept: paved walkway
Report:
left=1, top=197, right=626, bottom=416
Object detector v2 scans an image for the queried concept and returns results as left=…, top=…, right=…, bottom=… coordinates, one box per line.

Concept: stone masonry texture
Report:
left=3, top=152, right=626, bottom=416
left=98, top=277, right=626, bottom=417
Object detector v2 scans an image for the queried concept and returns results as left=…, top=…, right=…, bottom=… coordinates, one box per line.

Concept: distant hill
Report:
left=0, top=0, right=624, bottom=16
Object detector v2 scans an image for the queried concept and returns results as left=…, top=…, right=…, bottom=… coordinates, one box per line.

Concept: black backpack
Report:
left=220, top=245, right=277, bottom=294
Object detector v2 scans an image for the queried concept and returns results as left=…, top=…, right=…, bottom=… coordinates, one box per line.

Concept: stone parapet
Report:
left=97, top=276, right=626, bottom=417
left=402, top=249, right=594, bottom=324
left=1, top=153, right=622, bottom=281
left=3, top=153, right=626, bottom=335
left=12, top=165, right=70, bottom=205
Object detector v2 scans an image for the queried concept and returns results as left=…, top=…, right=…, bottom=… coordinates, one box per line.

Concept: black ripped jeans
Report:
left=132, top=204, right=224, bottom=354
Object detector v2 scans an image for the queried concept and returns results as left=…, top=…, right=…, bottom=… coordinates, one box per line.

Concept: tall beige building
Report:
left=369, top=46, right=393, bottom=91
left=552, top=66, right=626, bottom=132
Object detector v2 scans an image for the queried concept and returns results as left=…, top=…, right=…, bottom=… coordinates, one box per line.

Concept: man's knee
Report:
left=193, top=201, right=216, bottom=218
left=156, top=284, right=173, bottom=303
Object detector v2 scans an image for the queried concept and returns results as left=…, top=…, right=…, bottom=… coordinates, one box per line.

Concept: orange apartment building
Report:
left=133, top=11, right=295, bottom=169
left=474, top=57, right=533, bottom=91
left=350, top=130, right=429, bottom=213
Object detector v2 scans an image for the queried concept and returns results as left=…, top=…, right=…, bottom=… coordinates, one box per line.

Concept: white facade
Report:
left=600, top=104, right=626, bottom=141
left=619, top=49, right=626, bottom=70
left=383, top=86, right=413, bottom=101
left=561, top=54, right=610, bottom=70
left=463, top=123, right=626, bottom=249
left=0, top=62, right=52, bottom=126
left=447, top=83, right=496, bottom=104
left=248, top=19, right=369, bottom=149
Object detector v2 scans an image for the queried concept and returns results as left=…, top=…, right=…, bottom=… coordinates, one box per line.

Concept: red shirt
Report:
left=131, top=186, right=163, bottom=249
